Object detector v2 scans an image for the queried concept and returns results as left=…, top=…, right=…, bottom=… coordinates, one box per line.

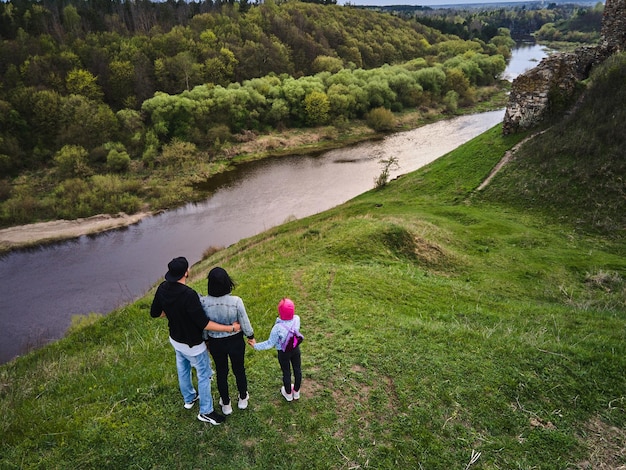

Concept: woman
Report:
left=200, top=267, right=255, bottom=415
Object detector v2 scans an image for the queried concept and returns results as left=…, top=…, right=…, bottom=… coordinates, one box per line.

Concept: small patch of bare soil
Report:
left=574, top=417, right=626, bottom=470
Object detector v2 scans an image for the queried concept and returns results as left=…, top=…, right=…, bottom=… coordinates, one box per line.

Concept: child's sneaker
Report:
left=280, top=386, right=293, bottom=402
left=238, top=392, right=249, bottom=409
left=292, top=385, right=300, bottom=400
left=219, top=397, right=233, bottom=415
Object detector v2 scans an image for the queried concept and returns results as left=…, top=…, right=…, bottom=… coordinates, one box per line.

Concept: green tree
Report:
left=58, top=95, right=118, bottom=151
left=327, top=83, right=357, bottom=119
left=204, top=48, right=238, bottom=86
left=414, top=67, right=447, bottom=97
left=155, top=52, right=202, bottom=94
left=106, top=148, right=131, bottom=173
left=444, top=67, right=472, bottom=103
left=304, top=90, right=331, bottom=125
left=28, top=89, right=63, bottom=157
left=312, top=55, right=343, bottom=73
left=62, top=5, right=81, bottom=36
left=107, top=60, right=136, bottom=109
left=54, top=144, right=90, bottom=177
left=141, top=92, right=197, bottom=141
left=116, top=109, right=145, bottom=157
left=66, top=69, right=104, bottom=101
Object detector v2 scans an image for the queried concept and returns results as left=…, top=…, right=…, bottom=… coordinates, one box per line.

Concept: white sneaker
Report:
left=280, top=386, right=293, bottom=402
left=184, top=394, right=199, bottom=409
left=238, top=392, right=249, bottom=409
left=219, top=397, right=233, bottom=415
left=292, top=385, right=300, bottom=400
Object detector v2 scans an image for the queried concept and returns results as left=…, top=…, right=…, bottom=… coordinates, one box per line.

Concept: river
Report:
left=0, top=43, right=550, bottom=364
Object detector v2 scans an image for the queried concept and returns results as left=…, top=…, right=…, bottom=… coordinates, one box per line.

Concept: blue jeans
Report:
left=175, top=348, right=213, bottom=414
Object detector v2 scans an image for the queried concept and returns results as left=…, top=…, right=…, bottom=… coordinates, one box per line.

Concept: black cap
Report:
left=165, top=257, right=188, bottom=282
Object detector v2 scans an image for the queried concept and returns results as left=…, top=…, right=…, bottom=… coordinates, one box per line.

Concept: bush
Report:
left=0, top=179, right=11, bottom=202
left=106, top=149, right=131, bottom=173
left=443, top=90, right=459, bottom=113
left=159, top=139, right=197, bottom=168
left=54, top=145, right=91, bottom=178
left=373, top=156, right=400, bottom=189
left=1, top=194, right=47, bottom=224
left=366, top=107, right=396, bottom=132
left=207, top=125, right=233, bottom=145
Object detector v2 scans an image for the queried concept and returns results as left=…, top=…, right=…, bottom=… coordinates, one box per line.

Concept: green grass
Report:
left=1, top=80, right=625, bottom=467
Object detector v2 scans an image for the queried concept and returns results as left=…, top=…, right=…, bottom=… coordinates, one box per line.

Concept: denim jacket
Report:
left=254, top=316, right=301, bottom=351
left=199, top=293, right=254, bottom=340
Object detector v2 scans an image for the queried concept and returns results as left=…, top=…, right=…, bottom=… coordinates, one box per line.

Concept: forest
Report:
left=0, top=0, right=600, bottom=227
left=403, top=1, right=604, bottom=43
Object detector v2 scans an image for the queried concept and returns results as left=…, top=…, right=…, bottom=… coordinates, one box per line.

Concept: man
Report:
left=151, top=256, right=241, bottom=424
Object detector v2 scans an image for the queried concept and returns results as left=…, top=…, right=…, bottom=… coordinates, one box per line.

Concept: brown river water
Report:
left=0, top=43, right=550, bottom=364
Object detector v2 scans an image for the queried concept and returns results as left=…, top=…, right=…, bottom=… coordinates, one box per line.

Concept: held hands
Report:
left=247, top=338, right=256, bottom=348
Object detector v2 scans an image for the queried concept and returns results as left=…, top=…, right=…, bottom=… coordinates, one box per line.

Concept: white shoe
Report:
left=238, top=392, right=249, bottom=409
left=219, top=397, right=233, bottom=415
left=292, top=385, right=300, bottom=400
left=280, top=386, right=293, bottom=402
left=184, top=394, right=199, bottom=409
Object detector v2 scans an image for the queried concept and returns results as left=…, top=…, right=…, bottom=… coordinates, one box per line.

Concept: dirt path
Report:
left=0, top=212, right=152, bottom=254
left=476, top=131, right=544, bottom=191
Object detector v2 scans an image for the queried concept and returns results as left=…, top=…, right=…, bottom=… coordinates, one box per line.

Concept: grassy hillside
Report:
left=477, top=52, right=626, bottom=238
left=1, top=60, right=625, bottom=469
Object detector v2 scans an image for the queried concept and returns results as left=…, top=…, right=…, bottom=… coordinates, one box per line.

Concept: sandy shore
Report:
left=0, top=212, right=152, bottom=254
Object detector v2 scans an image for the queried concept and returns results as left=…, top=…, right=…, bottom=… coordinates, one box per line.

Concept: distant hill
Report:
left=358, top=0, right=601, bottom=11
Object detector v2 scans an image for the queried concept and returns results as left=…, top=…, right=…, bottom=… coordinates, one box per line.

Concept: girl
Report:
left=253, top=298, right=302, bottom=402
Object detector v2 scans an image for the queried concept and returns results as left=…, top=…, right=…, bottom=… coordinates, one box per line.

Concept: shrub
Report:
left=443, top=90, right=459, bottom=113
left=374, top=156, right=400, bottom=189
left=2, top=194, right=47, bottom=224
left=159, top=139, right=197, bottom=168
left=0, top=179, right=11, bottom=202
left=366, top=107, right=396, bottom=132
left=106, top=149, right=131, bottom=173
left=54, top=145, right=91, bottom=178
left=207, top=125, right=233, bottom=145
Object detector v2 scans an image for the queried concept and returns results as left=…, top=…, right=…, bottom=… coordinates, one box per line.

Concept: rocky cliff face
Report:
left=601, top=0, right=626, bottom=53
left=502, top=0, right=625, bottom=134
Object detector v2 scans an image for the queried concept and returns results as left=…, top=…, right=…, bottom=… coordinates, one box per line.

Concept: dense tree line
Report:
left=394, top=2, right=604, bottom=42
left=534, top=3, right=603, bottom=43
left=0, top=0, right=516, bottom=227
left=0, top=0, right=512, bottom=174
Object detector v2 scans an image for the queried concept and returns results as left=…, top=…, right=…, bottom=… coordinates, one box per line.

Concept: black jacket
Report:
left=150, top=281, right=208, bottom=347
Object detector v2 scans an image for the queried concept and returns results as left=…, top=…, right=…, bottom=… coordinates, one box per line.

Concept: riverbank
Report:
left=0, top=93, right=506, bottom=255
left=0, top=211, right=153, bottom=254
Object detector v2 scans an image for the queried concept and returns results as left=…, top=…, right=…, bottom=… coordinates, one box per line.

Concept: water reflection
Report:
left=501, top=42, right=553, bottom=81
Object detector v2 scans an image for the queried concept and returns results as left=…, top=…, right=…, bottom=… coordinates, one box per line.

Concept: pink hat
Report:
left=278, top=298, right=295, bottom=320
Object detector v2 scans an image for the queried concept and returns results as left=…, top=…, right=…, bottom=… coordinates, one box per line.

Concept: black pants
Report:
left=207, top=332, right=247, bottom=404
left=278, top=346, right=302, bottom=393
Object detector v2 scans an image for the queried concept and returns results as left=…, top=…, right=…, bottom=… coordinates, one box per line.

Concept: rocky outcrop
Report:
left=503, top=0, right=625, bottom=134
left=601, top=0, right=626, bottom=53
